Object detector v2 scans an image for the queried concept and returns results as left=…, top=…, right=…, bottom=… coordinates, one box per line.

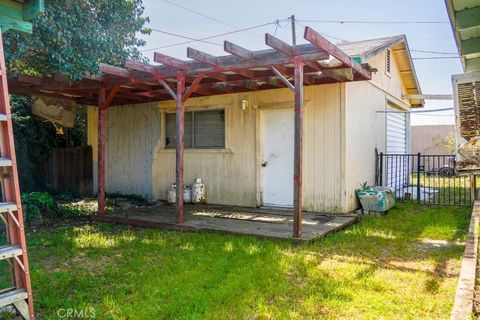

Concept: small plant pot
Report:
left=356, top=186, right=395, bottom=213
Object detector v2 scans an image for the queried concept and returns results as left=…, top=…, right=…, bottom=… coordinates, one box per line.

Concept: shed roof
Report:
left=338, top=35, right=424, bottom=107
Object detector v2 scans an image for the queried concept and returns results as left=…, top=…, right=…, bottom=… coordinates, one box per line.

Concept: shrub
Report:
left=21, top=192, right=56, bottom=223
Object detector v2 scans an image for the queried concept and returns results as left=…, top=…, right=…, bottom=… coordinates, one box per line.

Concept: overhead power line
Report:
left=377, top=107, right=454, bottom=114
left=296, top=19, right=450, bottom=24
left=143, top=20, right=286, bottom=52
left=149, top=28, right=223, bottom=47
left=295, top=20, right=348, bottom=42
left=161, top=0, right=265, bottom=39
left=162, top=0, right=237, bottom=29
left=411, top=49, right=458, bottom=55
left=412, top=56, right=460, bottom=60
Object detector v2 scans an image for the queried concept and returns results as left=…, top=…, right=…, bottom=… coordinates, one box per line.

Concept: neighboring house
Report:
left=86, top=35, right=423, bottom=213
left=411, top=125, right=455, bottom=155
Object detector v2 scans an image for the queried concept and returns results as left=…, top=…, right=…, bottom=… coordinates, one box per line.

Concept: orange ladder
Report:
left=0, top=31, right=35, bottom=319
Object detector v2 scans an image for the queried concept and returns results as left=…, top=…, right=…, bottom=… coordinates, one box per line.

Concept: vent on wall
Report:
left=386, top=49, right=391, bottom=75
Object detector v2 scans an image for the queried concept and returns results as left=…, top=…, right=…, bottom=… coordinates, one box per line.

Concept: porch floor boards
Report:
left=95, top=203, right=359, bottom=241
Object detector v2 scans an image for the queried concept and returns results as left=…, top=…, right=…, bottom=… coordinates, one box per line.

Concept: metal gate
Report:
left=376, top=153, right=474, bottom=206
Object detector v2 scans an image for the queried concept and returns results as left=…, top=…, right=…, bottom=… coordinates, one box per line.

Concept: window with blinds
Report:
left=165, top=109, right=225, bottom=149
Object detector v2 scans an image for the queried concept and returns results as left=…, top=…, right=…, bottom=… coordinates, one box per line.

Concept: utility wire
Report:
left=296, top=19, right=449, bottom=24
left=411, top=49, right=458, bottom=55
left=377, top=107, right=454, bottom=114
left=149, top=28, right=223, bottom=47
left=143, top=20, right=286, bottom=52
left=162, top=0, right=235, bottom=28
left=295, top=20, right=348, bottom=42
left=412, top=56, right=460, bottom=60
left=161, top=0, right=264, bottom=39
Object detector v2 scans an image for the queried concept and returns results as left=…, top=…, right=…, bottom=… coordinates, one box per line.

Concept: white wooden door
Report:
left=262, top=108, right=294, bottom=207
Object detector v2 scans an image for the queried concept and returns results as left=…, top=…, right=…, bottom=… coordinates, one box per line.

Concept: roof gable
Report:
left=338, top=35, right=424, bottom=107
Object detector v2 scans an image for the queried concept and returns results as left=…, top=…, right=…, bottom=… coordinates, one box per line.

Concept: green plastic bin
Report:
left=356, top=186, right=395, bottom=212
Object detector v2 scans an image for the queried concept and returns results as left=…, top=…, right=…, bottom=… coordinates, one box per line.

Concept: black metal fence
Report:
left=376, top=153, right=474, bottom=206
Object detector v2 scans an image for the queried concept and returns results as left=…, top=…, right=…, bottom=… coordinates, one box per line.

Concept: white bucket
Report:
left=183, top=186, right=192, bottom=203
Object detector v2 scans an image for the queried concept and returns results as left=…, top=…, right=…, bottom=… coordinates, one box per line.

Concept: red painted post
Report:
left=293, top=57, right=304, bottom=238
left=176, top=72, right=186, bottom=224
left=98, top=87, right=106, bottom=216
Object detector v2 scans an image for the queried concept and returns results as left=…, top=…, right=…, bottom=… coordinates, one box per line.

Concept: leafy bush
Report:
left=21, top=192, right=56, bottom=223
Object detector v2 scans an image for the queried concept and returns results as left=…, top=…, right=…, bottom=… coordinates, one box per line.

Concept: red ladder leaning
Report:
left=0, top=32, right=35, bottom=319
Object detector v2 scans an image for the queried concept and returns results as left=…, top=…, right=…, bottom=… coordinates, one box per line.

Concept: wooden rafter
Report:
left=8, top=25, right=371, bottom=107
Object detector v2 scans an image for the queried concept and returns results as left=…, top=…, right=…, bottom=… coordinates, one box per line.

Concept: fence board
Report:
left=43, top=146, right=93, bottom=196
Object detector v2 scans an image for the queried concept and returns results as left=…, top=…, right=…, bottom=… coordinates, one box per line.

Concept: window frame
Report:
left=164, top=108, right=226, bottom=150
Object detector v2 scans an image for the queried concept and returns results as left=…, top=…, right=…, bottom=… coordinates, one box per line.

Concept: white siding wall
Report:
left=344, top=49, right=412, bottom=212
left=86, top=48, right=411, bottom=213
left=88, top=84, right=347, bottom=212
left=87, top=103, right=161, bottom=199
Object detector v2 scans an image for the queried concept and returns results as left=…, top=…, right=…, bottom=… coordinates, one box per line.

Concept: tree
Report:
left=444, top=131, right=456, bottom=154
left=4, top=0, right=151, bottom=81
left=5, top=0, right=150, bottom=191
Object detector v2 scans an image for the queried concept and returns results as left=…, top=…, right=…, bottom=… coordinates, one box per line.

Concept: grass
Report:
left=405, top=173, right=473, bottom=205
left=0, top=203, right=472, bottom=319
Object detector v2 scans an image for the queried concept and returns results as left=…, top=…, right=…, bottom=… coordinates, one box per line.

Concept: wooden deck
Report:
left=94, top=203, right=359, bottom=241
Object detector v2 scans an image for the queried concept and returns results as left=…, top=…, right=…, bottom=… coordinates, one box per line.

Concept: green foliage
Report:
left=359, top=181, right=370, bottom=189
left=6, top=1, right=150, bottom=191
left=21, top=191, right=56, bottom=223
left=57, top=200, right=98, bottom=217
left=4, top=0, right=151, bottom=81
left=11, top=95, right=87, bottom=191
left=21, top=191, right=99, bottom=222
left=444, top=131, right=456, bottom=154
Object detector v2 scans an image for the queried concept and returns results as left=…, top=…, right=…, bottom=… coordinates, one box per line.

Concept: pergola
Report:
left=9, top=26, right=371, bottom=238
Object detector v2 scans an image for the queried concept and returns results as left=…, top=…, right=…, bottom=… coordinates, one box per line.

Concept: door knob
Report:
left=261, top=161, right=268, bottom=167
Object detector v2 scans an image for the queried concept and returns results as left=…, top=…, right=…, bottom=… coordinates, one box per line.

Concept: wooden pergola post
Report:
left=293, top=57, right=304, bottom=238
left=97, top=87, right=106, bottom=216
left=97, top=86, right=119, bottom=216
left=175, top=72, right=186, bottom=224
left=158, top=69, right=204, bottom=224
left=18, top=26, right=370, bottom=230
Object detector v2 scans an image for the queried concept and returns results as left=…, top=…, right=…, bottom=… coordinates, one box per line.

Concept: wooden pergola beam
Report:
left=154, top=52, right=187, bottom=69
left=182, top=73, right=204, bottom=102
left=158, top=79, right=177, bottom=100
left=304, top=26, right=371, bottom=80
left=224, top=41, right=254, bottom=61
left=265, top=33, right=296, bottom=56
left=187, top=47, right=218, bottom=66
left=270, top=66, right=295, bottom=90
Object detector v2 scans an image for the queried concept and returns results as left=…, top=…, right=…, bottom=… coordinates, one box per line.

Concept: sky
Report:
left=138, top=0, right=463, bottom=126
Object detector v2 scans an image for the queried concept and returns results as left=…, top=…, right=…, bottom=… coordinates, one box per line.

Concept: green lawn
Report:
left=0, top=203, right=472, bottom=319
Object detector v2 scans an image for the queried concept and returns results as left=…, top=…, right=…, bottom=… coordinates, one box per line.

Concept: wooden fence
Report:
left=43, top=146, right=93, bottom=196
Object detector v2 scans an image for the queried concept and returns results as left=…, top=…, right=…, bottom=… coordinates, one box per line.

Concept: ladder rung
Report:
left=0, top=202, right=17, bottom=213
left=0, top=245, right=22, bottom=261
left=0, top=289, right=27, bottom=309
left=0, top=114, right=6, bottom=121
left=0, top=157, right=12, bottom=167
